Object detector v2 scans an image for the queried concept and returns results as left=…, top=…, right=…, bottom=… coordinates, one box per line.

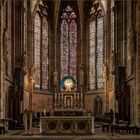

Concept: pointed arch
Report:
left=33, top=5, right=49, bottom=89
left=34, top=12, right=41, bottom=87
left=94, top=96, right=103, bottom=116
left=89, top=1, right=104, bottom=90
left=60, top=5, right=77, bottom=82
left=57, top=2, right=80, bottom=92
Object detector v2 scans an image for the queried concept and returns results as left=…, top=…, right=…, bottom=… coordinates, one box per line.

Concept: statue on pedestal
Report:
left=111, top=50, right=115, bottom=75
left=29, top=65, right=35, bottom=81
left=22, top=51, right=28, bottom=74
left=53, top=71, right=58, bottom=87
left=79, top=64, right=85, bottom=86
left=3, top=30, right=9, bottom=62
left=128, top=24, right=136, bottom=58
left=102, top=63, right=107, bottom=82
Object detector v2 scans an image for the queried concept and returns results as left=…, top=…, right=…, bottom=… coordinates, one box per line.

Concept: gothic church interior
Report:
left=0, top=0, right=140, bottom=135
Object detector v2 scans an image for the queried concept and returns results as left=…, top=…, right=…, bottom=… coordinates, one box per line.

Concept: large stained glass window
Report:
left=34, top=13, right=48, bottom=89
left=89, top=12, right=104, bottom=89
left=34, top=13, right=41, bottom=87
left=61, top=5, right=77, bottom=85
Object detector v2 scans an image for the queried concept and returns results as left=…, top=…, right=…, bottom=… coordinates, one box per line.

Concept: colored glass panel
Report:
left=34, top=13, right=41, bottom=88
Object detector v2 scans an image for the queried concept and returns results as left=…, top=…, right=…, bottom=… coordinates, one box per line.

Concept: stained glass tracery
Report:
left=42, top=17, right=48, bottom=89
left=89, top=11, right=104, bottom=89
left=34, top=13, right=41, bottom=88
left=61, top=5, right=77, bottom=89
left=34, top=13, right=48, bottom=89
left=89, top=20, right=96, bottom=89
left=97, top=16, right=103, bottom=88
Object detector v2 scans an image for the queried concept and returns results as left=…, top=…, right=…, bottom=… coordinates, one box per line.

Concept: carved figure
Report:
left=102, top=63, right=107, bottom=81
left=29, top=65, right=35, bottom=80
left=53, top=71, right=58, bottom=86
left=128, top=24, right=136, bottom=58
left=111, top=50, right=115, bottom=73
left=3, top=30, right=9, bottom=62
left=90, top=0, right=101, bottom=18
left=79, top=64, right=84, bottom=86
left=23, top=51, right=28, bottom=72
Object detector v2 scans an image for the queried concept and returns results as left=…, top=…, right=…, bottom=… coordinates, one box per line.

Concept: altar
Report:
left=40, top=75, right=94, bottom=134
left=40, top=116, right=92, bottom=134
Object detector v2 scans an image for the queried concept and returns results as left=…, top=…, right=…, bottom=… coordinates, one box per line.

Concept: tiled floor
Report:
left=0, top=127, right=140, bottom=140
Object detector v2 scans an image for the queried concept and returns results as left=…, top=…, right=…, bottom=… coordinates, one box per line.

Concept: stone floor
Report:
left=0, top=127, right=140, bottom=140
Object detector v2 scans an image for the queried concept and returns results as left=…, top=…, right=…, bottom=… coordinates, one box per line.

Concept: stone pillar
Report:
left=91, top=116, right=95, bottom=134
left=102, top=63, right=108, bottom=112
left=29, top=112, right=33, bottom=135
left=135, top=1, right=140, bottom=125
left=23, top=111, right=28, bottom=135
left=0, top=1, right=5, bottom=119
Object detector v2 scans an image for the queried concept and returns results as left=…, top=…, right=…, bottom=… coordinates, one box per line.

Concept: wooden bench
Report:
left=102, top=123, right=110, bottom=132
left=110, top=120, right=128, bottom=134
left=95, top=117, right=112, bottom=132
left=127, top=125, right=137, bottom=134
left=136, top=126, right=140, bottom=134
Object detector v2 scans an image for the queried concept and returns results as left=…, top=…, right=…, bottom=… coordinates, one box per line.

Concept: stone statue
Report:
left=79, top=64, right=84, bottom=86
left=128, top=24, right=136, bottom=58
left=3, top=30, right=9, bottom=62
left=3, top=46, right=8, bottom=62
left=53, top=71, right=58, bottom=86
left=22, top=51, right=28, bottom=72
left=29, top=65, right=35, bottom=80
left=102, top=63, right=107, bottom=82
left=111, top=50, right=115, bottom=74
left=90, top=0, right=101, bottom=18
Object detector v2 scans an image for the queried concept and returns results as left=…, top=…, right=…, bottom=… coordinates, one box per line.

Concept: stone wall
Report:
left=85, top=92, right=104, bottom=115
left=32, top=93, right=53, bottom=113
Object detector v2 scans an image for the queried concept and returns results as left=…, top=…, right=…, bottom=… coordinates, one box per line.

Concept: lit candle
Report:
left=44, top=109, right=46, bottom=116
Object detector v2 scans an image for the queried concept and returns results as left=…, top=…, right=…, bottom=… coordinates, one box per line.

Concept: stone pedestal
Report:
left=23, top=112, right=28, bottom=135
left=23, top=111, right=33, bottom=135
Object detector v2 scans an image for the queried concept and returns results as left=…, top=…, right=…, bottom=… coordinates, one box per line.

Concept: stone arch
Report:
left=56, top=1, right=81, bottom=90
left=94, top=96, right=103, bottom=116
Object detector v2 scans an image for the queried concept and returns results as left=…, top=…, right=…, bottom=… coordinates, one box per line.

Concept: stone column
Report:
left=23, top=111, right=28, bottom=135
left=91, top=116, right=95, bottom=134
left=29, top=112, right=33, bottom=135
left=0, top=1, right=4, bottom=119
left=135, top=0, right=140, bottom=125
